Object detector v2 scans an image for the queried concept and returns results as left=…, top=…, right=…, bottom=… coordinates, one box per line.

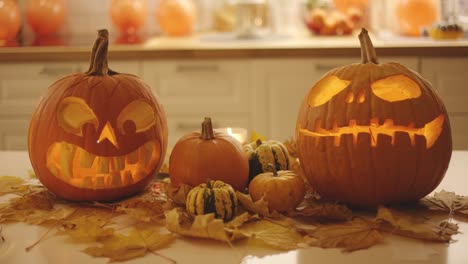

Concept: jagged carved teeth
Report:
left=299, top=114, right=444, bottom=149
left=46, top=141, right=160, bottom=189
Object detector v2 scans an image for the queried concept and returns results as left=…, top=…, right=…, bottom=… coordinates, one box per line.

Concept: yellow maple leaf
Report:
left=165, top=183, right=192, bottom=206
left=116, top=193, right=165, bottom=223
left=165, top=208, right=249, bottom=242
left=0, top=176, right=25, bottom=195
left=291, top=202, right=353, bottom=221
left=236, top=191, right=280, bottom=218
left=420, top=190, right=468, bottom=216
left=83, top=228, right=174, bottom=262
left=59, top=215, right=115, bottom=242
left=376, top=206, right=459, bottom=242
left=239, top=218, right=304, bottom=250
left=305, top=218, right=383, bottom=252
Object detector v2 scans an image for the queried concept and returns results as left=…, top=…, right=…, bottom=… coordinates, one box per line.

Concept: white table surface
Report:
left=0, top=151, right=467, bottom=264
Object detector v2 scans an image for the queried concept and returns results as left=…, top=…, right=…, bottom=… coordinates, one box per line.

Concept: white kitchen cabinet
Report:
left=0, top=61, right=140, bottom=151
left=142, top=59, right=253, bottom=149
left=421, top=58, right=468, bottom=149
left=251, top=57, right=420, bottom=141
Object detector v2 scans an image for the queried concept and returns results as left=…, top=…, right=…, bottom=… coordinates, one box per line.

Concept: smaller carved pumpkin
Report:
left=169, top=117, right=249, bottom=191
left=248, top=164, right=305, bottom=213
left=186, top=180, right=238, bottom=221
left=244, top=139, right=290, bottom=182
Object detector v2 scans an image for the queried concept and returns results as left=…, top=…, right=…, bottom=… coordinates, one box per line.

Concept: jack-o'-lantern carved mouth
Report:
left=299, top=114, right=444, bottom=149
left=46, top=141, right=161, bottom=189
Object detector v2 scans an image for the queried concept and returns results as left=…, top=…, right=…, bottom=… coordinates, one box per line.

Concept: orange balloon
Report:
left=27, top=0, right=66, bottom=36
left=156, top=0, right=196, bottom=37
left=395, top=0, right=437, bottom=36
left=110, top=0, right=147, bottom=35
left=0, top=0, right=22, bottom=40
left=333, top=0, right=368, bottom=13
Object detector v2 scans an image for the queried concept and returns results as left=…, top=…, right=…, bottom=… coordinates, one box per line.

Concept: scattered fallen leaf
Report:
left=376, top=206, right=459, bottom=242
left=239, top=218, right=304, bottom=250
left=165, top=208, right=248, bottom=242
left=59, top=215, right=115, bottom=242
left=83, top=228, right=174, bottom=262
left=291, top=202, right=353, bottom=221
left=116, top=193, right=165, bottom=223
left=420, top=190, right=468, bottom=216
left=0, top=225, right=4, bottom=244
left=236, top=191, right=280, bottom=218
left=305, top=218, right=383, bottom=252
left=166, top=183, right=192, bottom=206
left=0, top=176, right=25, bottom=195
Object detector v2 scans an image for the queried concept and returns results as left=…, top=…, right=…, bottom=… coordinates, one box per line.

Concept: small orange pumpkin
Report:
left=249, top=164, right=305, bottom=213
left=296, top=28, right=452, bottom=207
left=169, top=117, right=249, bottom=191
left=28, top=29, right=168, bottom=202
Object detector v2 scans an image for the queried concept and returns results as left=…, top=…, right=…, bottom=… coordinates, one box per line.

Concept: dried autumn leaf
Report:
left=0, top=176, right=25, bottom=195
left=116, top=193, right=165, bottom=223
left=305, top=218, right=383, bottom=252
left=10, top=190, right=55, bottom=210
left=239, top=219, right=304, bottom=250
left=420, top=190, right=468, bottom=216
left=59, top=215, right=115, bottom=242
left=0, top=225, right=4, bottom=244
left=376, top=206, right=459, bottom=242
left=165, top=208, right=248, bottom=242
left=83, top=228, right=174, bottom=262
left=0, top=190, right=74, bottom=225
left=236, top=191, right=281, bottom=218
left=291, top=202, right=353, bottom=221
left=166, top=183, right=192, bottom=206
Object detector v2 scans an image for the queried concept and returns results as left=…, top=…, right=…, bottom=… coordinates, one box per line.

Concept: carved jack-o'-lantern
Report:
left=296, top=29, right=452, bottom=207
left=28, top=29, right=168, bottom=201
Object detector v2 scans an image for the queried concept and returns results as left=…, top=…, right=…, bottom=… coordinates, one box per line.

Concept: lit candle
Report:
left=220, top=127, right=248, bottom=144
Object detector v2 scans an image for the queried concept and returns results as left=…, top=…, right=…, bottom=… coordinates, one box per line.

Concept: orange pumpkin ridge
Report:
left=296, top=28, right=452, bottom=207
left=28, top=29, right=168, bottom=202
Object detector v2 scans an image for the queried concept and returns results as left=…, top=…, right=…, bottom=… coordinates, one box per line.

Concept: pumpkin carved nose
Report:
left=345, top=91, right=366, bottom=104
left=97, top=122, right=119, bottom=148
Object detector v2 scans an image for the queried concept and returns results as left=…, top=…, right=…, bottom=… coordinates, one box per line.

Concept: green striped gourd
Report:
left=244, top=139, right=290, bottom=182
left=186, top=180, right=237, bottom=221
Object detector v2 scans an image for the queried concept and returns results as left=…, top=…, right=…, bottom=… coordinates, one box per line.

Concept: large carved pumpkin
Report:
left=28, top=29, right=168, bottom=201
left=296, top=29, right=452, bottom=207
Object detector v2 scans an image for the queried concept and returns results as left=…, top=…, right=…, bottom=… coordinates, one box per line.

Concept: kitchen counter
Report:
left=0, top=150, right=468, bottom=264
left=1, top=32, right=468, bottom=61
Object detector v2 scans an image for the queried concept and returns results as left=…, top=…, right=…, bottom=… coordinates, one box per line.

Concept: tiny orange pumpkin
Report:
left=248, top=164, right=305, bottom=213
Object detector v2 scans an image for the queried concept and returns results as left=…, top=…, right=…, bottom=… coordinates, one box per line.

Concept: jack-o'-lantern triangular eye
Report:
left=371, top=74, right=422, bottom=102
left=57, top=97, right=99, bottom=136
left=117, top=99, right=156, bottom=134
left=308, top=75, right=351, bottom=107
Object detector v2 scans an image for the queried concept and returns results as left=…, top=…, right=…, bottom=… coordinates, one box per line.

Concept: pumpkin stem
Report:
left=266, top=163, right=278, bottom=176
left=86, top=29, right=118, bottom=76
left=206, top=179, right=213, bottom=189
left=201, top=117, right=215, bottom=140
left=256, top=139, right=263, bottom=147
left=358, top=28, right=378, bottom=64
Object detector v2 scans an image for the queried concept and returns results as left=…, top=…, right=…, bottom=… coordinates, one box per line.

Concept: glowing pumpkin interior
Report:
left=46, top=96, right=161, bottom=189
left=299, top=74, right=444, bottom=149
